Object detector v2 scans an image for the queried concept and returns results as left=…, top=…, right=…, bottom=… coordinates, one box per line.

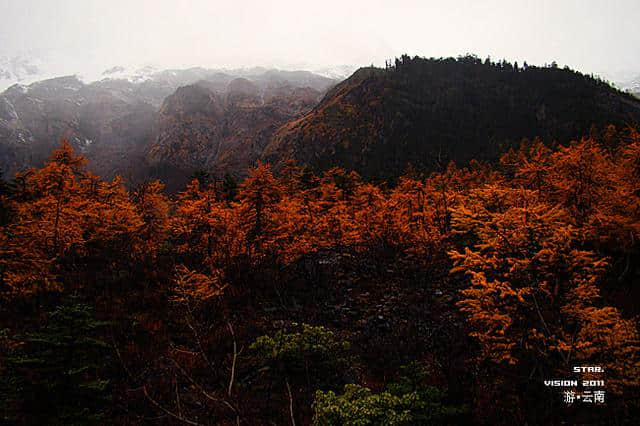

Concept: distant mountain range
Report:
left=0, top=66, right=338, bottom=189
left=0, top=53, right=357, bottom=91
left=2, top=55, right=640, bottom=190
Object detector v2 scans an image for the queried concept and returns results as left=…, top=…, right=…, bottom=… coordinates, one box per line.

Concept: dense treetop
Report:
left=1, top=126, right=639, bottom=423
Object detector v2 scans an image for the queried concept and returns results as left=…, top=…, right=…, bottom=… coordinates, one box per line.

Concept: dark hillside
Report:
left=264, top=55, right=640, bottom=178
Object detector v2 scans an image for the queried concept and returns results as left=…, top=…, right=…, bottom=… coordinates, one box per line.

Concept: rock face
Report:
left=264, top=57, right=640, bottom=178
left=0, top=93, right=33, bottom=174
left=147, top=83, right=225, bottom=178
left=0, top=76, right=156, bottom=181
left=0, top=68, right=337, bottom=185
left=146, top=79, right=324, bottom=191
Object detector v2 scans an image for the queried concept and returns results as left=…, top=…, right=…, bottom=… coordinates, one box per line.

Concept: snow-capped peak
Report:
left=311, top=65, right=357, bottom=81
left=0, top=54, right=50, bottom=91
left=94, top=64, right=160, bottom=84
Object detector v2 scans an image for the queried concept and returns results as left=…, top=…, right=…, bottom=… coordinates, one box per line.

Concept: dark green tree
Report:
left=190, top=169, right=211, bottom=188
left=0, top=168, right=15, bottom=227
left=222, top=173, right=238, bottom=202
left=313, top=363, right=467, bottom=425
left=1, top=302, right=112, bottom=425
left=250, top=323, right=353, bottom=387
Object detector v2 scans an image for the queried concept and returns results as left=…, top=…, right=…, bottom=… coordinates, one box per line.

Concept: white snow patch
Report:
left=312, top=65, right=357, bottom=81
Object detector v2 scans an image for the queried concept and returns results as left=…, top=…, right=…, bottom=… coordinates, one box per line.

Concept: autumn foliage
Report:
left=1, top=128, right=640, bottom=423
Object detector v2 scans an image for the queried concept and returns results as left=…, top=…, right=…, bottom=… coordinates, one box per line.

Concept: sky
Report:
left=1, top=0, right=639, bottom=83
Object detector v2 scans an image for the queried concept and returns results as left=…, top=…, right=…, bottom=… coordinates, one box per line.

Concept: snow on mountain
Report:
left=0, top=50, right=162, bottom=90
left=0, top=51, right=94, bottom=91
left=601, top=70, right=640, bottom=94
left=0, top=51, right=350, bottom=92
left=95, top=64, right=159, bottom=83
left=0, top=55, right=51, bottom=90
left=312, top=65, right=357, bottom=80
left=623, top=76, right=640, bottom=94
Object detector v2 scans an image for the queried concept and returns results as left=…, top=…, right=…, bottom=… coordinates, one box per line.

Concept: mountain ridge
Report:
left=3, top=56, right=640, bottom=188
left=263, top=55, right=640, bottom=178
left=0, top=67, right=338, bottom=184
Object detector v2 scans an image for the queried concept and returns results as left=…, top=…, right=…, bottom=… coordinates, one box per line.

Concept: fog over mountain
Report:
left=2, top=0, right=640, bottom=185
left=2, top=0, right=640, bottom=90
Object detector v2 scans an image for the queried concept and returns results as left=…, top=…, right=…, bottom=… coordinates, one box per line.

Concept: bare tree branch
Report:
left=285, top=376, right=296, bottom=426
left=143, top=385, right=201, bottom=426
left=227, top=321, right=238, bottom=397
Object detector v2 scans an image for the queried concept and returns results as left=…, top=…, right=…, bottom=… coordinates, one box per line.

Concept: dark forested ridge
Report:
left=264, top=55, right=640, bottom=178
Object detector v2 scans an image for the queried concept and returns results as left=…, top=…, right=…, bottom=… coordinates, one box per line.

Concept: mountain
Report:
left=4, top=56, right=640, bottom=187
left=263, top=56, right=640, bottom=178
left=0, top=55, right=49, bottom=90
left=146, top=78, right=325, bottom=190
left=94, top=66, right=336, bottom=94
left=0, top=75, right=156, bottom=180
left=0, top=91, right=32, bottom=174
left=622, top=74, right=640, bottom=94
left=624, top=76, right=640, bottom=99
left=0, top=68, right=337, bottom=184
left=312, top=65, right=358, bottom=80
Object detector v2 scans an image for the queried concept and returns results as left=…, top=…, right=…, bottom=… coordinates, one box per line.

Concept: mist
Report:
left=1, top=0, right=640, bottom=82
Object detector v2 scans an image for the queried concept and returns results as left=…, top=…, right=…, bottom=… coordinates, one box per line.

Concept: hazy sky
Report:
left=1, top=0, right=639, bottom=81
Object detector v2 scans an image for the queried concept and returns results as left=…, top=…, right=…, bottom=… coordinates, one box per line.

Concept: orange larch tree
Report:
left=172, top=179, right=244, bottom=276
left=388, top=176, right=443, bottom=261
left=132, top=180, right=170, bottom=267
left=0, top=141, right=146, bottom=298
left=0, top=142, right=86, bottom=296
left=450, top=183, right=640, bottom=395
left=237, top=162, right=283, bottom=260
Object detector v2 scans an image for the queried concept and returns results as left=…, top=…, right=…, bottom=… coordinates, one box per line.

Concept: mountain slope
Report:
left=0, top=68, right=337, bottom=182
left=146, top=80, right=324, bottom=190
left=0, top=76, right=156, bottom=180
left=264, top=56, right=640, bottom=178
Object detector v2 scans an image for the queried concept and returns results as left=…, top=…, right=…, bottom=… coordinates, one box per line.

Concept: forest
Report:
left=1, top=125, right=640, bottom=425
left=264, top=55, right=640, bottom=180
